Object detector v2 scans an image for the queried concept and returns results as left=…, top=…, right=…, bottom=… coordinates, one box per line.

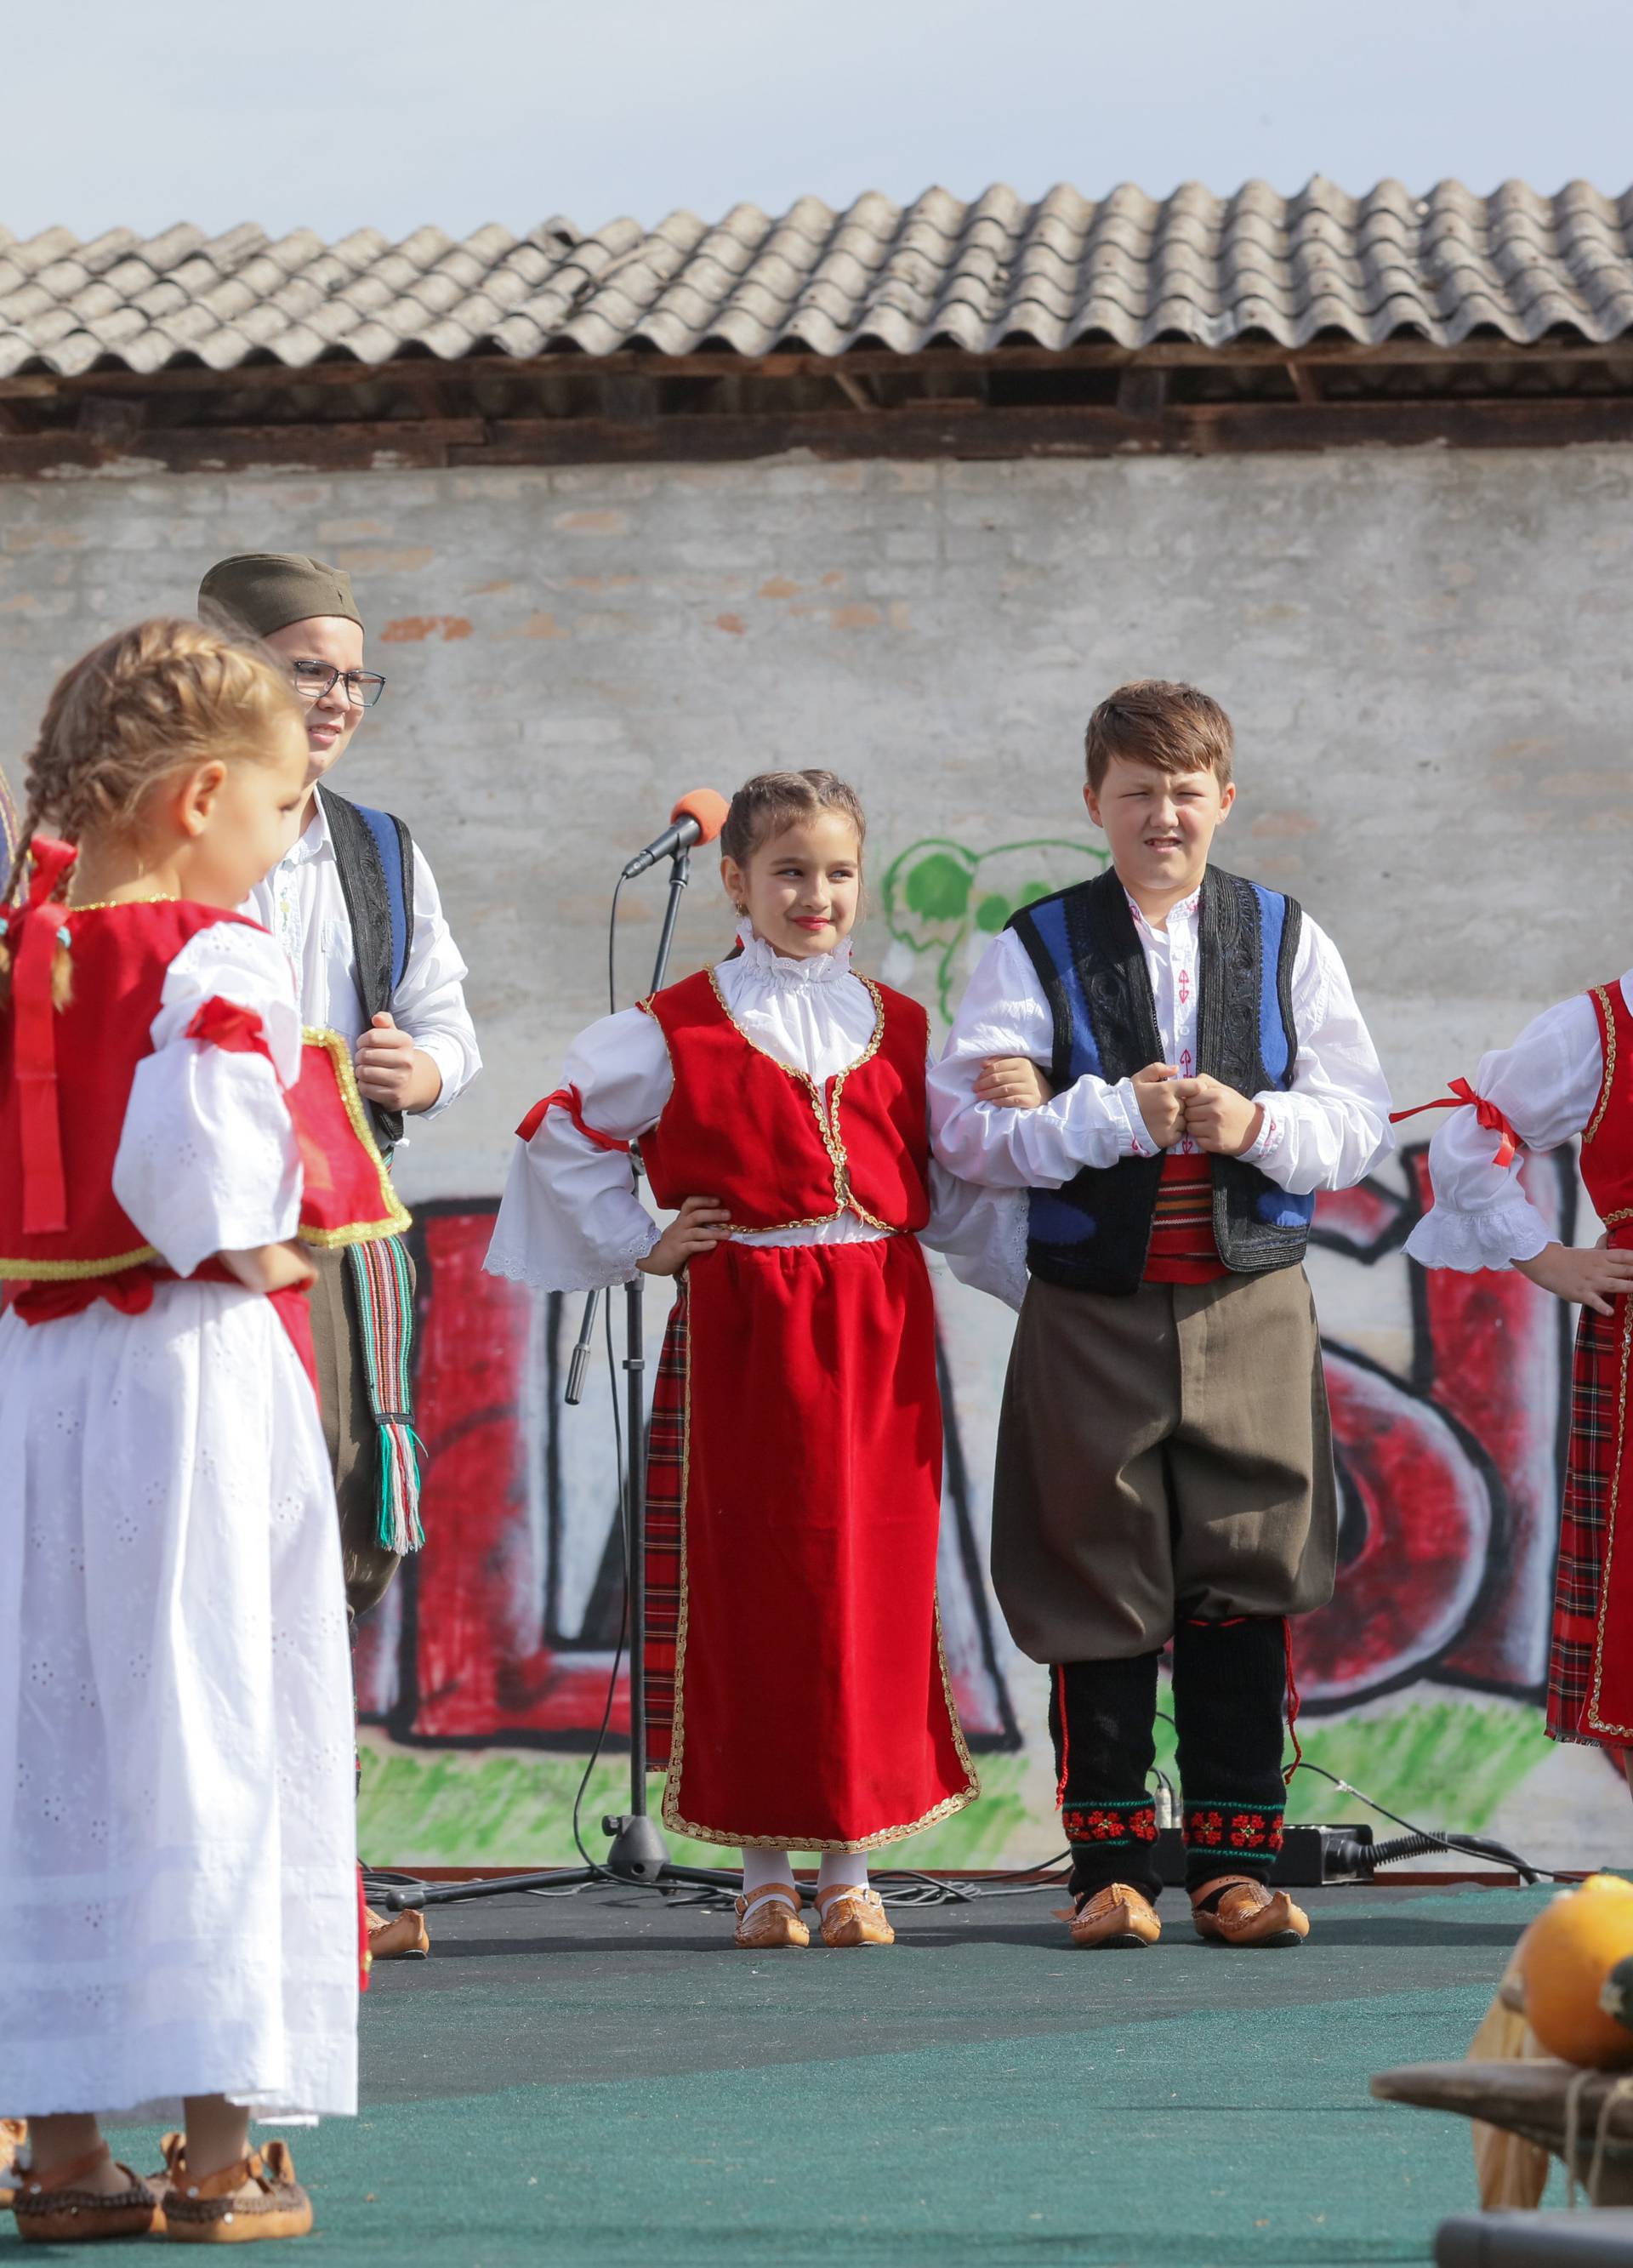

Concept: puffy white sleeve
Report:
left=927, top=929, right=1146, bottom=1190
left=112, top=919, right=304, bottom=1279
left=1403, top=992, right=1604, bottom=1272
left=1237, top=916, right=1395, bottom=1194
left=391, top=842, right=481, bottom=1120
left=922, top=1160, right=1029, bottom=1311
left=485, top=1007, right=672, bottom=1294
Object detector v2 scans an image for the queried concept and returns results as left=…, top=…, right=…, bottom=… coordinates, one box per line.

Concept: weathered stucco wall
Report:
left=4, top=446, right=1630, bottom=1867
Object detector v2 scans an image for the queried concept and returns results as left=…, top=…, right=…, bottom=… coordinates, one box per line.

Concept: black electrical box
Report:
left=1154, top=1823, right=1375, bottom=1887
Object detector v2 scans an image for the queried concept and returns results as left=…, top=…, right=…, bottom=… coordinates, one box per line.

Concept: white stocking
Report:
left=816, top=1850, right=869, bottom=1897
left=741, top=1848, right=796, bottom=1900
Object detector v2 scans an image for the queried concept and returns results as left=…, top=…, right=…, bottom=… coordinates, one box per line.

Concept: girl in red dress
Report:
left=488, top=771, right=1020, bottom=1946
left=1406, top=977, right=1633, bottom=1797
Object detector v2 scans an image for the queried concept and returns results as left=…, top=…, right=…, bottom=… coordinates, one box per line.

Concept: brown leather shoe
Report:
left=816, top=1886, right=895, bottom=1947
left=1066, top=1882, right=1163, bottom=1948
left=367, top=1904, right=430, bottom=1961
left=1191, top=1874, right=1309, bottom=1946
left=13, top=2141, right=162, bottom=2242
left=733, top=1883, right=811, bottom=1948
left=160, top=2138, right=312, bottom=2243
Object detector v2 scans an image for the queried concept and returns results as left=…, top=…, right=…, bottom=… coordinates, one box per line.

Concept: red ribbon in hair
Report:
left=1390, top=1077, right=1521, bottom=1170
left=10, top=836, right=78, bottom=1235
left=516, top=1084, right=630, bottom=1154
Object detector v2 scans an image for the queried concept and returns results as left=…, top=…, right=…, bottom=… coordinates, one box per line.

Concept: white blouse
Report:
left=1402, top=982, right=1618, bottom=1273
left=485, top=925, right=1027, bottom=1308
left=113, top=920, right=305, bottom=1278
left=928, top=893, right=1394, bottom=1195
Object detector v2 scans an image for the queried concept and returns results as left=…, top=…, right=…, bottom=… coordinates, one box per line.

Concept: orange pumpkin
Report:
left=1521, top=1874, right=1633, bottom=2069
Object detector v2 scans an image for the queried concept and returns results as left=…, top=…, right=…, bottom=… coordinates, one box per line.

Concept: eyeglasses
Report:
left=291, top=660, right=388, bottom=709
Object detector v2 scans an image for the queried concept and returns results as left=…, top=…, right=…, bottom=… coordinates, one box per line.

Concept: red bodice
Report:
left=0, top=895, right=404, bottom=1283
left=639, top=966, right=931, bottom=1234
left=1585, top=980, right=1633, bottom=1245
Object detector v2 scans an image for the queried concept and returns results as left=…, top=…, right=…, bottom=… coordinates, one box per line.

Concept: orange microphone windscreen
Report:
left=670, top=788, right=730, bottom=846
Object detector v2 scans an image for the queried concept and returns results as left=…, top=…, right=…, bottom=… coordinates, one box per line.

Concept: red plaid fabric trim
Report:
left=642, top=1290, right=687, bottom=1770
left=1550, top=1302, right=1620, bottom=1744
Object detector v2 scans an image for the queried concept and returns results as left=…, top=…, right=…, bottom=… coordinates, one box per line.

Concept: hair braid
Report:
left=0, top=617, right=300, bottom=1013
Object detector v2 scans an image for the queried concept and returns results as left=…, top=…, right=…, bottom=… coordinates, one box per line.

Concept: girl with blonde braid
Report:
left=0, top=620, right=394, bottom=2243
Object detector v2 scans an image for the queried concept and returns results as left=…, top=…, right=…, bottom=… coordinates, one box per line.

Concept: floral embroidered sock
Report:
left=1172, top=1615, right=1289, bottom=1893
left=1049, top=1652, right=1164, bottom=1904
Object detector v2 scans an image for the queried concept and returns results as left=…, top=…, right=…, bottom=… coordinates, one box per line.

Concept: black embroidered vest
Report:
left=316, top=784, right=416, bottom=1155
left=1005, top=865, right=1313, bottom=1296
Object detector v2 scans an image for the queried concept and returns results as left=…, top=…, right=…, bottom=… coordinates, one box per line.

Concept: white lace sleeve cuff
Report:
left=1403, top=1193, right=1553, bottom=1274
left=924, top=1161, right=1030, bottom=1310
left=482, top=1131, right=662, bottom=1295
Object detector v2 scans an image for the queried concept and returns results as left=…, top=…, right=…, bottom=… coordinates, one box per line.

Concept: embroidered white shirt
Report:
left=928, top=888, right=1393, bottom=1195
left=484, top=923, right=1027, bottom=1306
left=1402, top=981, right=1624, bottom=1272
left=242, top=793, right=481, bottom=1127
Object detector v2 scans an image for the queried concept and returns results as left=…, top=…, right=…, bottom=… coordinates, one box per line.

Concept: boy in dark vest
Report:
left=200, top=553, right=481, bottom=1957
left=930, top=681, right=1392, bottom=1950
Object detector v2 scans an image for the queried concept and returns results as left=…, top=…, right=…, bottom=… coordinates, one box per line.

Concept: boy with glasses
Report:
left=200, top=553, right=481, bottom=1958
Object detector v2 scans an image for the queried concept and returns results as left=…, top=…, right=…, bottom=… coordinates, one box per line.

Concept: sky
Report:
left=3, top=0, right=1629, bottom=242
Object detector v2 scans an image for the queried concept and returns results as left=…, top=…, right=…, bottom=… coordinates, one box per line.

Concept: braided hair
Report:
left=0, top=618, right=301, bottom=1010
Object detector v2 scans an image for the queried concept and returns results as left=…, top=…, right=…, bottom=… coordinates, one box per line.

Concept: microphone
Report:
left=620, top=788, right=730, bottom=880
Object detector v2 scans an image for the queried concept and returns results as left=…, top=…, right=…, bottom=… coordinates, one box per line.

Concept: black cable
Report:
left=1291, top=1758, right=1550, bottom=1884
left=606, top=871, right=625, bottom=1015
left=566, top=1299, right=633, bottom=1874
left=1153, top=1706, right=1554, bottom=1885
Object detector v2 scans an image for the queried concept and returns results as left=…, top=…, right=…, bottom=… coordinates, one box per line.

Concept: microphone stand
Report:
left=376, top=843, right=737, bottom=1916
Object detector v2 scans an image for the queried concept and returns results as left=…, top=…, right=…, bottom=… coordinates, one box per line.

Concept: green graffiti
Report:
left=357, top=1703, right=1551, bottom=1871
left=357, top=1741, right=1030, bottom=1871
left=879, top=835, right=1107, bottom=1020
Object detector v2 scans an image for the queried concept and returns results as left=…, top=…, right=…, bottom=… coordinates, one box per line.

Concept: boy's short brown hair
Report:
left=1084, top=681, right=1234, bottom=792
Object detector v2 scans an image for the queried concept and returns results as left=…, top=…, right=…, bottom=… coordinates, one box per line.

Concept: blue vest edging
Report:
left=1006, top=865, right=1312, bottom=1296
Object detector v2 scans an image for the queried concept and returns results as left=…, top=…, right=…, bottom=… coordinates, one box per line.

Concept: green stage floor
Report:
left=6, top=1882, right=1561, bottom=2267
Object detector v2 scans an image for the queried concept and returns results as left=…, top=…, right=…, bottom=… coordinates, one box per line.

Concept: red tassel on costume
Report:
left=1283, top=1621, right=1305, bottom=1786
left=516, top=1083, right=631, bottom=1154
left=11, top=838, right=79, bottom=1235
left=1391, top=1079, right=1521, bottom=1169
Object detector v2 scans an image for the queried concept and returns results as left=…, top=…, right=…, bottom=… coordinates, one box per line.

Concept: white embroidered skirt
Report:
left=0, top=1282, right=358, bottom=2121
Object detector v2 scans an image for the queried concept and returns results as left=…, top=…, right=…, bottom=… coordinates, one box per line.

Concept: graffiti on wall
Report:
left=353, top=831, right=1587, bottom=1860
left=355, top=1143, right=1575, bottom=1750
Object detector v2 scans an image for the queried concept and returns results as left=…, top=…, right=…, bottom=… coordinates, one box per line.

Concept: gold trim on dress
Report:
left=657, top=1259, right=981, bottom=1853
left=1586, top=985, right=1619, bottom=1147
left=295, top=1026, right=412, bottom=1246
left=701, top=967, right=908, bottom=1239
left=3, top=1026, right=407, bottom=1279
left=0, top=1243, right=158, bottom=1282
left=1587, top=1293, right=1633, bottom=1741
left=60, top=896, right=179, bottom=914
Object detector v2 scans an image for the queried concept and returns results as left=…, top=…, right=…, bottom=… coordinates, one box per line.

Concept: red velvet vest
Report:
left=0, top=898, right=405, bottom=1283
left=1585, top=979, right=1633, bottom=1244
left=640, top=966, right=931, bottom=1234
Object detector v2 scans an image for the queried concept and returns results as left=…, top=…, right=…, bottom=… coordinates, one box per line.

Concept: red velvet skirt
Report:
left=645, top=1234, right=976, bottom=1850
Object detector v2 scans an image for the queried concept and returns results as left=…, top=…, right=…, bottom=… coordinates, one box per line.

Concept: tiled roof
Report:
left=4, top=178, right=1633, bottom=379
